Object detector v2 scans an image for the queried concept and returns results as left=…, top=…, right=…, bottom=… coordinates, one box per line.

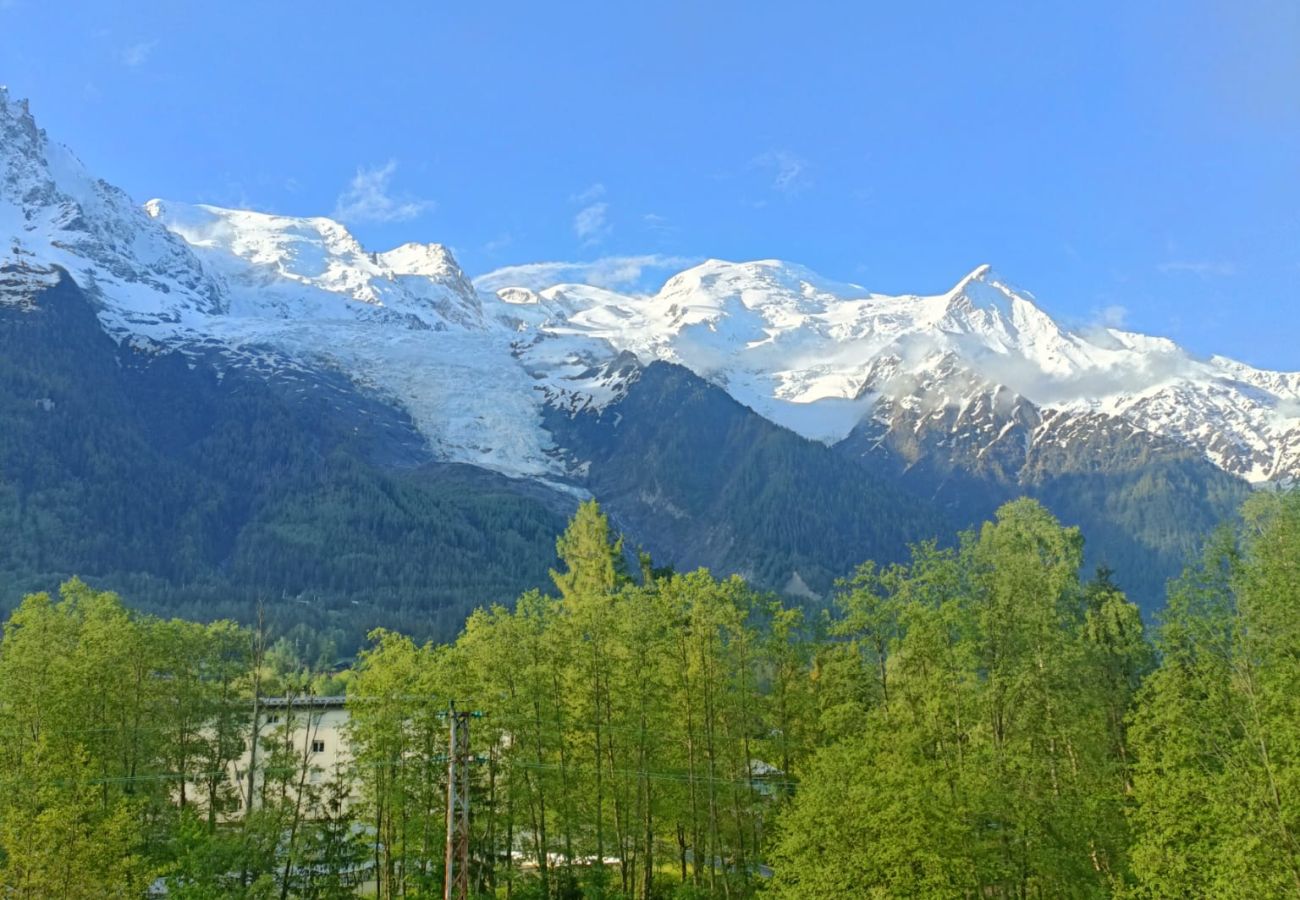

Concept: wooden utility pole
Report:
left=245, top=601, right=267, bottom=814
left=444, top=701, right=472, bottom=900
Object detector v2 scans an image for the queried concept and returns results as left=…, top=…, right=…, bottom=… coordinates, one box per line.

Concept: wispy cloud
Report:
left=642, top=212, right=676, bottom=237
left=570, top=183, right=611, bottom=245
left=1098, top=304, right=1129, bottom=328
left=878, top=330, right=1197, bottom=413
left=753, top=150, right=810, bottom=195
left=474, top=254, right=698, bottom=293
left=119, top=40, right=158, bottom=67
left=574, top=202, right=610, bottom=244
left=332, top=160, right=432, bottom=225
left=195, top=177, right=256, bottom=212
left=1158, top=260, right=1236, bottom=277
left=570, top=183, right=606, bottom=204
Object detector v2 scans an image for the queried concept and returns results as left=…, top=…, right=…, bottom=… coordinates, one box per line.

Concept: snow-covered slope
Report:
left=0, top=87, right=221, bottom=320
left=144, top=201, right=483, bottom=328
left=508, top=259, right=1300, bottom=482
left=133, top=201, right=572, bottom=480
left=4, top=87, right=1299, bottom=486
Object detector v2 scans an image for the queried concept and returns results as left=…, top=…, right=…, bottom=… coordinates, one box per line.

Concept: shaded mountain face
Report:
left=0, top=88, right=1286, bottom=615
left=838, top=397, right=1250, bottom=601
left=0, top=271, right=572, bottom=642
left=544, top=361, right=947, bottom=595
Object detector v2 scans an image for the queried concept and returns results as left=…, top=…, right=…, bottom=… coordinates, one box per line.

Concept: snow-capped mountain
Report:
left=0, top=89, right=220, bottom=319
left=4, top=85, right=1298, bottom=490
left=517, top=259, right=1300, bottom=484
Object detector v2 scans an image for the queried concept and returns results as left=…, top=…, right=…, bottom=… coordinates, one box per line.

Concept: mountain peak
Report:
left=1, top=97, right=224, bottom=322
left=943, top=264, right=1050, bottom=318
left=656, top=257, right=863, bottom=307
left=377, top=241, right=461, bottom=278
left=954, top=263, right=993, bottom=289
left=1, top=88, right=48, bottom=168
left=0, top=85, right=26, bottom=118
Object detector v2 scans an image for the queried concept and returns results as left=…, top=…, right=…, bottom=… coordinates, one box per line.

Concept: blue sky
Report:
left=2, top=0, right=1297, bottom=367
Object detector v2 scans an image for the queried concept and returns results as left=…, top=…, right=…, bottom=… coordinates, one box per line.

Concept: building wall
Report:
left=236, top=705, right=353, bottom=812
left=182, top=701, right=355, bottom=821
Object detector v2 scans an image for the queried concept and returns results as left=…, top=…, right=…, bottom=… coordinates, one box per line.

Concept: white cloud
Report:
left=332, top=160, right=432, bottom=225
left=642, top=212, right=675, bottom=236
left=474, top=254, right=698, bottom=293
left=474, top=262, right=574, bottom=291
left=570, top=183, right=606, bottom=204
left=754, top=150, right=810, bottom=194
left=1099, top=304, right=1129, bottom=328
left=1276, top=397, right=1300, bottom=418
left=574, top=201, right=610, bottom=245
left=1158, top=260, right=1236, bottom=277
left=878, top=331, right=1197, bottom=412
left=119, top=40, right=157, bottom=67
left=568, top=183, right=612, bottom=244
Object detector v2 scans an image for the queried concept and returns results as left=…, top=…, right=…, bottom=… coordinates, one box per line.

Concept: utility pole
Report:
left=444, top=700, right=472, bottom=900
left=245, top=601, right=267, bottom=815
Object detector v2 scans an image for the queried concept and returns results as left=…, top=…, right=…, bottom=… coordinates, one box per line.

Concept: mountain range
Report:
left=2, top=87, right=1290, bottom=638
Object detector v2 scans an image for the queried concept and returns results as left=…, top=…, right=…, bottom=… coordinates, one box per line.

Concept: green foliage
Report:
left=771, top=500, right=1140, bottom=897
left=344, top=630, right=449, bottom=897
left=450, top=503, right=802, bottom=899
left=3, top=485, right=1299, bottom=898
left=0, top=580, right=244, bottom=896
left=1128, top=491, right=1300, bottom=898
left=552, top=498, right=630, bottom=601
left=0, top=739, right=152, bottom=898
left=1030, top=453, right=1250, bottom=606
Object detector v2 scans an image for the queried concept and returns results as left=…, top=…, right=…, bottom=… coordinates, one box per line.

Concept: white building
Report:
left=183, top=695, right=354, bottom=820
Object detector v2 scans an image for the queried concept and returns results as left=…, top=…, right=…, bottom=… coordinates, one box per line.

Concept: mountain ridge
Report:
left=4, top=86, right=1297, bottom=489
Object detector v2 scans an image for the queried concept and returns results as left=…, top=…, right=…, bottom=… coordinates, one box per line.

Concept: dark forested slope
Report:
left=546, top=361, right=948, bottom=595
left=0, top=271, right=570, bottom=641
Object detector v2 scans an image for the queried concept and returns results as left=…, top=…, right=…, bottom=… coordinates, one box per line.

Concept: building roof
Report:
left=259, top=695, right=347, bottom=709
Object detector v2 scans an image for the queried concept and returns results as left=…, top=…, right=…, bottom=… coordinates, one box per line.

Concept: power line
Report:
left=30, top=755, right=797, bottom=793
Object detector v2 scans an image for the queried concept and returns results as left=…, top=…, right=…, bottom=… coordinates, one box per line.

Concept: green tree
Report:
left=0, top=740, right=152, bottom=898
left=346, top=630, right=448, bottom=898
left=772, top=500, right=1137, bottom=898
left=1130, top=492, right=1300, bottom=897
left=0, top=582, right=159, bottom=895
